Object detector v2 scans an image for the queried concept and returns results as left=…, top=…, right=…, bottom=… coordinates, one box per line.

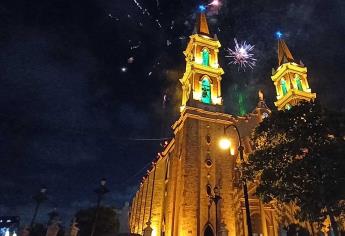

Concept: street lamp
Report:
left=30, top=187, right=48, bottom=228
left=219, top=124, right=253, bottom=236
left=90, top=178, right=110, bottom=236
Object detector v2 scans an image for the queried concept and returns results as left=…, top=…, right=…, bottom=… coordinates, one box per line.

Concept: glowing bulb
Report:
left=219, top=138, right=231, bottom=150
left=121, top=67, right=127, bottom=72
left=230, top=148, right=235, bottom=156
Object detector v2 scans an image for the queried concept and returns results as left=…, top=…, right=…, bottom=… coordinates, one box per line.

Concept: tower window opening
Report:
left=201, top=77, right=211, bottom=104
left=202, top=48, right=210, bottom=66
left=281, top=78, right=288, bottom=95
left=295, top=74, right=303, bottom=91
left=165, top=158, right=170, bottom=181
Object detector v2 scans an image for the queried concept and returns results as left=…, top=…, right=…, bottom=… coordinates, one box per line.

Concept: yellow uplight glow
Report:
left=219, top=138, right=231, bottom=150
left=151, top=228, right=157, bottom=236
left=230, top=148, right=235, bottom=156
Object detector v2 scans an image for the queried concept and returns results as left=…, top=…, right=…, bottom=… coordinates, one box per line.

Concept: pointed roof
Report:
left=278, top=39, right=295, bottom=66
left=194, top=12, right=211, bottom=36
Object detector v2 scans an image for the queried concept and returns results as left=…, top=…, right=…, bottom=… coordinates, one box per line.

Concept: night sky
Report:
left=1, top=0, right=344, bottom=225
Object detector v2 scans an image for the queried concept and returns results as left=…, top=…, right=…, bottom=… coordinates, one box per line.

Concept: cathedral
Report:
left=128, top=12, right=316, bottom=236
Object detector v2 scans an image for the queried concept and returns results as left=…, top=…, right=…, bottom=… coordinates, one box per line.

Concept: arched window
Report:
left=295, top=75, right=303, bottom=91
left=204, top=225, right=214, bottom=236
left=281, top=78, right=288, bottom=95
left=201, top=77, right=211, bottom=104
left=202, top=48, right=210, bottom=66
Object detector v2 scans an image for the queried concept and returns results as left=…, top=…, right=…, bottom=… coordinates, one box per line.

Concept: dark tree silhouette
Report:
left=244, top=102, right=345, bottom=234
left=75, top=207, right=119, bottom=236
left=29, top=223, right=46, bottom=236
left=286, top=223, right=310, bottom=236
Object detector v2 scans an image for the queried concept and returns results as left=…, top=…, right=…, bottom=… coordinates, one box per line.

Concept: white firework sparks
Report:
left=226, top=38, right=256, bottom=70
left=208, top=0, right=220, bottom=6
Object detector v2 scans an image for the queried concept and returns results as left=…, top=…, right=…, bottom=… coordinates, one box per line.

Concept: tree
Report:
left=75, top=206, right=119, bottom=236
left=286, top=223, right=309, bottom=236
left=244, top=102, right=345, bottom=234
left=30, top=223, right=46, bottom=236
left=47, top=210, right=65, bottom=236
left=30, top=210, right=65, bottom=236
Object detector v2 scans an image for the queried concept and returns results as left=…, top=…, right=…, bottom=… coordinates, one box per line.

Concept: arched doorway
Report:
left=204, top=224, right=214, bottom=236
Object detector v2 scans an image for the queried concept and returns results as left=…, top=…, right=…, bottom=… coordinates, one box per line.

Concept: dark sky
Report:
left=1, top=0, right=344, bottom=226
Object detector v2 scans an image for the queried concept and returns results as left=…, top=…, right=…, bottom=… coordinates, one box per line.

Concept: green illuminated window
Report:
left=201, top=77, right=211, bottom=104
left=202, top=48, right=210, bottom=66
left=281, top=78, right=288, bottom=95
left=295, top=75, right=303, bottom=91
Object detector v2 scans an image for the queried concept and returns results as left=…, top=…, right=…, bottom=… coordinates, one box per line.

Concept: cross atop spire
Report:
left=194, top=12, right=211, bottom=36
left=278, top=39, right=294, bottom=66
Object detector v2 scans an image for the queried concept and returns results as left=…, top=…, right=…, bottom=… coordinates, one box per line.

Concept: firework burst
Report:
left=226, top=38, right=256, bottom=71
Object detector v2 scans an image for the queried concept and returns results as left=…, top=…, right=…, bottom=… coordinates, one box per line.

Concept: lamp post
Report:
left=90, top=178, right=110, bottom=236
left=30, top=187, right=48, bottom=229
left=219, top=124, right=253, bottom=236
left=211, top=186, right=221, bottom=235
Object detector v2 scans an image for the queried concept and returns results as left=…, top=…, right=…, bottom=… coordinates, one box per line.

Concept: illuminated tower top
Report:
left=271, top=38, right=316, bottom=110
left=180, top=12, right=224, bottom=112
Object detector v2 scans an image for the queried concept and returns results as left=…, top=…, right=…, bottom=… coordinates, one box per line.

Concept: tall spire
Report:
left=278, top=39, right=294, bottom=66
left=195, top=12, right=211, bottom=36
left=180, top=10, right=223, bottom=112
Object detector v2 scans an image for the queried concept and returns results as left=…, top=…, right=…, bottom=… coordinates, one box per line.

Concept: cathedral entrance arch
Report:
left=203, top=224, right=215, bottom=236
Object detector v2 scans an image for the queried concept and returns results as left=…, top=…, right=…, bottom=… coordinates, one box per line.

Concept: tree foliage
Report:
left=285, top=223, right=309, bottom=236
left=75, top=206, right=119, bottom=236
left=245, top=102, right=345, bottom=224
left=30, top=223, right=46, bottom=236
left=30, top=210, right=65, bottom=236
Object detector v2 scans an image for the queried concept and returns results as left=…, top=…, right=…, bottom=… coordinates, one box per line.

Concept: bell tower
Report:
left=271, top=38, right=316, bottom=110
left=180, top=12, right=224, bottom=112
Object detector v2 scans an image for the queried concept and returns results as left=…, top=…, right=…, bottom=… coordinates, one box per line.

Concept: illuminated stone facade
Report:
left=180, top=13, right=224, bottom=112
left=128, top=14, right=317, bottom=236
